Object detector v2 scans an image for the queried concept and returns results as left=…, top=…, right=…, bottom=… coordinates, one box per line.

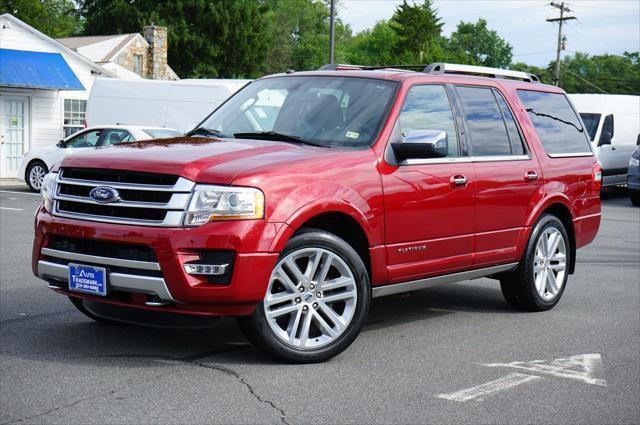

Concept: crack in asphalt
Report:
left=0, top=375, right=162, bottom=425
left=1, top=349, right=290, bottom=425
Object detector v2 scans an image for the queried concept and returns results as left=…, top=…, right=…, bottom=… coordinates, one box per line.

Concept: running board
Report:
left=372, top=263, right=518, bottom=298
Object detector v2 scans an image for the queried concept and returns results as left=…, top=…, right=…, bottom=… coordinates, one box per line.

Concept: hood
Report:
left=58, top=137, right=342, bottom=184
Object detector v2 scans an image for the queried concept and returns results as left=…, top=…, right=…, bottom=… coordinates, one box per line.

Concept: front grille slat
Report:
left=53, top=168, right=195, bottom=226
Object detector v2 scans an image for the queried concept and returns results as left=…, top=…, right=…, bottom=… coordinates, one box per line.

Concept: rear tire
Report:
left=500, top=214, right=571, bottom=311
left=630, top=189, right=640, bottom=207
left=68, top=297, right=127, bottom=325
left=238, top=229, right=371, bottom=363
left=26, top=161, right=48, bottom=192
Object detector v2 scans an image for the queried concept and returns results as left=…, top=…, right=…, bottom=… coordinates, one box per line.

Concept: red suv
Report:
left=33, top=63, right=601, bottom=363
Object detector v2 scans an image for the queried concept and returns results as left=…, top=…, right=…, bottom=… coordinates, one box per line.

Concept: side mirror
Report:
left=636, top=134, right=639, bottom=146
left=391, top=130, right=448, bottom=161
left=598, top=130, right=612, bottom=146
left=56, top=139, right=65, bottom=148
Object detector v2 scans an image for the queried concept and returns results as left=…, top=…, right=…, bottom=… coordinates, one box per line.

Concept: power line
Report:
left=561, top=66, right=607, bottom=94
left=547, top=2, right=577, bottom=86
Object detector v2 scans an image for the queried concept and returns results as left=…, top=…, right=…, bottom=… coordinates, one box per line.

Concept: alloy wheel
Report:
left=29, top=165, right=46, bottom=191
left=263, top=247, right=358, bottom=350
left=533, top=226, right=567, bottom=301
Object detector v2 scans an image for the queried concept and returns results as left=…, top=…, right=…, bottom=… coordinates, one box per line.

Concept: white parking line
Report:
left=0, top=206, right=24, bottom=211
left=0, top=190, right=40, bottom=197
left=437, top=373, right=540, bottom=402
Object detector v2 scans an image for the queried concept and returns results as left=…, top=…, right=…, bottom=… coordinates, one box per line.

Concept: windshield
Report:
left=198, top=76, right=397, bottom=147
left=144, top=129, right=183, bottom=139
left=579, top=113, right=601, bottom=141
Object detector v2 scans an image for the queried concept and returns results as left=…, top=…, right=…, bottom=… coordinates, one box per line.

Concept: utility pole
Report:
left=547, top=2, right=576, bottom=86
left=329, top=0, right=336, bottom=64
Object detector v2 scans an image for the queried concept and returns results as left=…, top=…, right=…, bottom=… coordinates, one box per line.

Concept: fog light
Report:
left=184, top=263, right=229, bottom=275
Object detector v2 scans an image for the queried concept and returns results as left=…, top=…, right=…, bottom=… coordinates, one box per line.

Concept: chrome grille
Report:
left=53, top=168, right=195, bottom=226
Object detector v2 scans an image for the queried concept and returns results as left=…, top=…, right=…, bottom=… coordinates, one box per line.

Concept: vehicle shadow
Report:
left=2, top=281, right=515, bottom=367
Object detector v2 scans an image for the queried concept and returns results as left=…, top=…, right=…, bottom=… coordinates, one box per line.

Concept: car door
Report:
left=453, top=85, right=543, bottom=267
left=382, top=84, right=475, bottom=283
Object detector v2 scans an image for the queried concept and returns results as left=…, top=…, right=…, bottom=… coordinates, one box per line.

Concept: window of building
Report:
left=396, top=85, right=459, bottom=157
left=133, top=54, right=143, bottom=76
left=517, top=90, right=591, bottom=155
left=456, top=86, right=512, bottom=156
left=63, top=99, right=86, bottom=137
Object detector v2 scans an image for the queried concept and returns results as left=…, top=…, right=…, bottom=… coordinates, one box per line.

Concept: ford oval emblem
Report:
left=89, top=186, right=120, bottom=204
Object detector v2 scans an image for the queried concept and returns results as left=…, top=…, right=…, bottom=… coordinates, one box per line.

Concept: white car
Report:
left=18, top=125, right=183, bottom=191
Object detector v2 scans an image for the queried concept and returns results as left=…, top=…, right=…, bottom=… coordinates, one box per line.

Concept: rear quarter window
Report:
left=517, top=90, right=592, bottom=156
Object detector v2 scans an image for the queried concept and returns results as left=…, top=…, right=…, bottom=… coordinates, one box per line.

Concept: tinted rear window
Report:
left=580, top=113, right=601, bottom=141
left=517, top=90, right=591, bottom=155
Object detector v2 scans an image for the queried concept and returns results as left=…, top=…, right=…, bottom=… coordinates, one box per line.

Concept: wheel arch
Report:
left=24, top=158, right=48, bottom=179
left=525, top=197, right=576, bottom=274
left=271, top=204, right=375, bottom=282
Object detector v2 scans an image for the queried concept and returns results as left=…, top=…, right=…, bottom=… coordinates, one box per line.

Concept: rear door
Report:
left=453, top=85, right=543, bottom=267
left=382, top=84, right=475, bottom=283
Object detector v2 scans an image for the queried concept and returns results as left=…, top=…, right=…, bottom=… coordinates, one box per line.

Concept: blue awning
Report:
left=0, top=48, right=85, bottom=91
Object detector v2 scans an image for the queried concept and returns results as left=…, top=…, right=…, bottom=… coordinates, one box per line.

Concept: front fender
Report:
left=267, top=181, right=380, bottom=252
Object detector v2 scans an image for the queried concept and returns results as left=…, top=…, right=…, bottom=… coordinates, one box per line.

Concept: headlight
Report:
left=183, top=185, right=264, bottom=226
left=630, top=157, right=640, bottom=167
left=41, top=172, right=57, bottom=212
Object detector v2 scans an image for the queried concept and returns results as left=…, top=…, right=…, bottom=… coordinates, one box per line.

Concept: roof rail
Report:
left=318, top=64, right=425, bottom=72
left=424, top=63, right=540, bottom=83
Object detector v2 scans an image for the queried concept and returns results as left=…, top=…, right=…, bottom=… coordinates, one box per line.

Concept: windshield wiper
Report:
left=186, top=127, right=227, bottom=138
left=233, top=131, right=326, bottom=147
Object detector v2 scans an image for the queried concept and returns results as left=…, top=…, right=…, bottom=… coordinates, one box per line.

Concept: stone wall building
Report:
left=57, top=26, right=178, bottom=80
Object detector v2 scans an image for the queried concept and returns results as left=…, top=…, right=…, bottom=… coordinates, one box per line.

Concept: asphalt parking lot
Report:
left=1, top=184, right=638, bottom=425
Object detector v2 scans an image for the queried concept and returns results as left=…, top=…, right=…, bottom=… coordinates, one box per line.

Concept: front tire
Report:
left=500, top=214, right=571, bottom=311
left=26, top=161, right=48, bottom=192
left=238, top=229, right=371, bottom=363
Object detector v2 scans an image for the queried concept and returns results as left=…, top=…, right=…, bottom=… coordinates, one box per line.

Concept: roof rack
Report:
left=318, top=64, right=424, bottom=71
left=424, top=63, right=540, bottom=83
left=318, top=62, right=540, bottom=83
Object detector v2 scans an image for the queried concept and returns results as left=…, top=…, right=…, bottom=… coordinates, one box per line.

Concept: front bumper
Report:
left=33, top=208, right=285, bottom=316
left=627, top=166, right=640, bottom=190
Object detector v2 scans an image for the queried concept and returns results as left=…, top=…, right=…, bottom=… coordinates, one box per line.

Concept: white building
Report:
left=0, top=13, right=112, bottom=179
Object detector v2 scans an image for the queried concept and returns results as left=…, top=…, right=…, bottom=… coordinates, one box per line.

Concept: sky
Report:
left=339, top=0, right=640, bottom=66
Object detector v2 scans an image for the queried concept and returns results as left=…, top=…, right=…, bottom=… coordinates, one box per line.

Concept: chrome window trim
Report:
left=547, top=152, right=594, bottom=158
left=401, top=154, right=531, bottom=166
left=41, top=247, right=160, bottom=271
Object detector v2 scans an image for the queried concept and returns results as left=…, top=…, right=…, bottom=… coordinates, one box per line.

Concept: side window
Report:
left=494, top=91, right=526, bottom=155
left=456, top=86, right=511, bottom=156
left=517, top=90, right=591, bottom=155
left=66, top=130, right=101, bottom=148
left=599, top=114, right=614, bottom=145
left=102, top=129, right=134, bottom=146
left=580, top=113, right=601, bottom=141
left=397, top=85, right=459, bottom=157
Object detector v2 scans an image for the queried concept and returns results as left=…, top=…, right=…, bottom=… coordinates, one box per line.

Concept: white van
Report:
left=86, top=78, right=251, bottom=133
left=569, top=94, right=640, bottom=186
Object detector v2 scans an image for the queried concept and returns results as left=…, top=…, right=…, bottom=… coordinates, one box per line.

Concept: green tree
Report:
left=389, top=0, right=444, bottom=63
left=556, top=52, right=640, bottom=94
left=447, top=18, right=512, bottom=68
left=263, top=0, right=352, bottom=73
left=1, top=0, right=81, bottom=37
left=79, top=0, right=142, bottom=35
left=344, top=20, right=399, bottom=66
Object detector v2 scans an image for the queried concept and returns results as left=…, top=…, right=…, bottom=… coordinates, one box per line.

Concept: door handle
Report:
left=524, top=170, right=538, bottom=182
left=450, top=174, right=467, bottom=187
